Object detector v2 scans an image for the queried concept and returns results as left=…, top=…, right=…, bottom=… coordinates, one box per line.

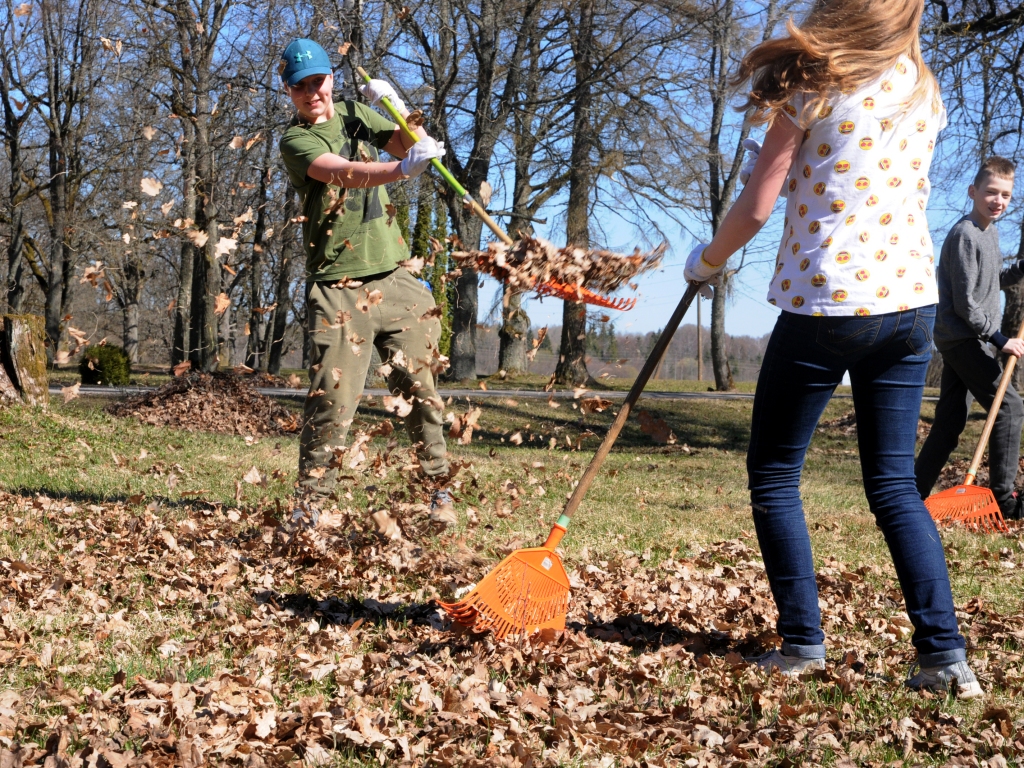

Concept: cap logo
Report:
left=295, top=49, right=313, bottom=63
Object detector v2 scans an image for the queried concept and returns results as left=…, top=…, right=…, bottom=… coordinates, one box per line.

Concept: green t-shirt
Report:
left=279, top=101, right=409, bottom=281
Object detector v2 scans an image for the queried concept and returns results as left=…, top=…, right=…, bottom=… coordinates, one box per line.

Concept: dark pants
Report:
left=748, top=306, right=966, bottom=665
left=915, top=339, right=1024, bottom=515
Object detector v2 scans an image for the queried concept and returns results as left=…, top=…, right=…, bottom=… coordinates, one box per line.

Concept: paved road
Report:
left=49, top=384, right=939, bottom=402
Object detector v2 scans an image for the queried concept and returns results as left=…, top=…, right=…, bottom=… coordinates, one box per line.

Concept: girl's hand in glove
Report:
left=358, top=78, right=407, bottom=115
left=684, top=244, right=723, bottom=300
left=739, top=138, right=788, bottom=198
left=399, top=137, right=445, bottom=178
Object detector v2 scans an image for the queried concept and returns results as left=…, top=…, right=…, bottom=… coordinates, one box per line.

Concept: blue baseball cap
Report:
left=280, top=39, right=333, bottom=86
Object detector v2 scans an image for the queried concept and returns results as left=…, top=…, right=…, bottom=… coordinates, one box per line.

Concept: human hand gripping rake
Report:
left=355, top=66, right=639, bottom=311
left=439, top=282, right=704, bottom=638
left=923, top=316, right=1024, bottom=533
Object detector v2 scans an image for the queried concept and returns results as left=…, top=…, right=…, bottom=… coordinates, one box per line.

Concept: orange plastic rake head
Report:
left=925, top=484, right=1008, bottom=533
left=440, top=524, right=570, bottom=639
left=535, top=279, right=637, bottom=311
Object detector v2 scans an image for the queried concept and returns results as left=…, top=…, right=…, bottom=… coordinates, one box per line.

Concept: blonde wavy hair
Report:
left=733, top=0, right=939, bottom=126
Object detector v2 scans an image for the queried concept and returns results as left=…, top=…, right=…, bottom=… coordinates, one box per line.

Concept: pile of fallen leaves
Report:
left=108, top=373, right=300, bottom=436
left=937, top=456, right=1024, bottom=495
left=1, top=484, right=1022, bottom=767
left=451, top=236, right=666, bottom=296
left=818, top=410, right=933, bottom=441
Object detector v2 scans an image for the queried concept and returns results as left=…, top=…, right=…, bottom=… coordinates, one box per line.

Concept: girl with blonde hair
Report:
left=684, top=0, right=981, bottom=697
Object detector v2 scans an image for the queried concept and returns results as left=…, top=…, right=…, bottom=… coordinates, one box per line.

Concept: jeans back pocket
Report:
left=905, top=304, right=936, bottom=356
left=815, top=315, right=884, bottom=356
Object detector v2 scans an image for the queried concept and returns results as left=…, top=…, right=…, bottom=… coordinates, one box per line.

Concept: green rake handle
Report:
left=541, top=282, right=705, bottom=549
left=355, top=66, right=514, bottom=246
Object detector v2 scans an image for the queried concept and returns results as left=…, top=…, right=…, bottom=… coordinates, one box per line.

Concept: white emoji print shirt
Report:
left=767, top=56, right=946, bottom=317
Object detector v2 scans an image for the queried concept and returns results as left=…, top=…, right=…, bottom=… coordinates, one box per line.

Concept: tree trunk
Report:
left=498, top=288, right=530, bottom=375
left=710, top=272, right=734, bottom=390
left=448, top=211, right=484, bottom=381
left=172, top=119, right=197, bottom=367
left=268, top=193, right=300, bottom=375
left=1, top=314, right=48, bottom=406
left=246, top=157, right=271, bottom=369
left=1, top=61, right=27, bottom=313
left=123, top=299, right=140, bottom=363
left=555, top=0, right=596, bottom=387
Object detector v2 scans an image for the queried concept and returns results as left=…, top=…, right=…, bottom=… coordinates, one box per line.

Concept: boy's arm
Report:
left=945, top=228, right=1006, bottom=345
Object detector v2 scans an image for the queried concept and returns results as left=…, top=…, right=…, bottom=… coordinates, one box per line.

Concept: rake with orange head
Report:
left=355, top=66, right=637, bottom=312
left=439, top=283, right=703, bottom=639
left=924, top=318, right=1023, bottom=533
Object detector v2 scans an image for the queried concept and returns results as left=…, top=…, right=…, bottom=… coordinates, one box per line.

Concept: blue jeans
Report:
left=748, top=306, right=966, bottom=665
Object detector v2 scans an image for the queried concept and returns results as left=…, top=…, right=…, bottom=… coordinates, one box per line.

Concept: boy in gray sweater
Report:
left=916, top=157, right=1024, bottom=519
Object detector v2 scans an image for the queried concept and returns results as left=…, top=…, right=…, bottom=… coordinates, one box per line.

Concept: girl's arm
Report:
left=384, top=123, right=429, bottom=158
left=702, top=117, right=805, bottom=267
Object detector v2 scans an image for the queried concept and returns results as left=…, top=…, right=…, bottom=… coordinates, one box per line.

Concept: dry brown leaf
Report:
left=61, top=382, right=81, bottom=403
left=214, top=293, right=231, bottom=316
left=140, top=177, right=163, bottom=196
left=228, top=136, right=245, bottom=150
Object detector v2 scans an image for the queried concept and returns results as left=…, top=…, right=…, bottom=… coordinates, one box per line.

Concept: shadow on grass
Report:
left=3, top=486, right=203, bottom=510
left=255, top=589, right=768, bottom=660
left=359, top=399, right=753, bottom=453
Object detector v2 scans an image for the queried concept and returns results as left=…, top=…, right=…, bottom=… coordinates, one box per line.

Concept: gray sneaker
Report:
left=429, top=488, right=456, bottom=524
left=284, top=501, right=320, bottom=532
left=905, top=659, right=983, bottom=699
left=748, top=649, right=826, bottom=677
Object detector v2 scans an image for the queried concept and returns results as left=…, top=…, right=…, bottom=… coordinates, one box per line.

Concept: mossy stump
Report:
left=1, top=315, right=49, bottom=406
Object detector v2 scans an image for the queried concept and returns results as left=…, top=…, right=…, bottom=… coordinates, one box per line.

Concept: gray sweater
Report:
left=934, top=216, right=1023, bottom=352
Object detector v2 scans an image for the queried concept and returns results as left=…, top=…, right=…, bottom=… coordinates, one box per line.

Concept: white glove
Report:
left=399, top=137, right=445, bottom=178
left=359, top=78, right=407, bottom=115
left=684, top=243, right=723, bottom=300
left=740, top=138, right=788, bottom=198
left=739, top=139, right=761, bottom=186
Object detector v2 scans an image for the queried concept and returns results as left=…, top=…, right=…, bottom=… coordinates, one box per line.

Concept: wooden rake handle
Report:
left=542, top=282, right=703, bottom=548
left=965, top=313, right=1024, bottom=485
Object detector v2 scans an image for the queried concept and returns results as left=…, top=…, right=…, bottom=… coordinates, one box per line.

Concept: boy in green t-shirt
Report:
left=278, top=39, right=452, bottom=525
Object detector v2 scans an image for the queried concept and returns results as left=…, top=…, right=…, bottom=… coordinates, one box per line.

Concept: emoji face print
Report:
left=799, top=258, right=811, bottom=271
left=876, top=286, right=890, bottom=298
left=880, top=213, right=892, bottom=225
left=839, top=121, right=855, bottom=135
left=791, top=296, right=805, bottom=308
left=859, top=138, right=874, bottom=150
left=855, top=308, right=871, bottom=316
left=834, top=160, right=851, bottom=173
left=835, top=251, right=851, bottom=265
left=878, top=158, right=891, bottom=171
left=814, top=182, right=827, bottom=196
left=821, top=237, right=833, bottom=248
left=832, top=289, right=848, bottom=302
left=855, top=269, right=870, bottom=282
left=818, top=144, right=832, bottom=158
left=874, top=250, right=887, bottom=261
left=781, top=279, right=791, bottom=291
left=831, top=200, right=846, bottom=214
left=798, top=204, right=808, bottom=218
left=811, top=273, right=827, bottom=287
left=808, top=221, right=821, bottom=234
left=855, top=177, right=871, bottom=191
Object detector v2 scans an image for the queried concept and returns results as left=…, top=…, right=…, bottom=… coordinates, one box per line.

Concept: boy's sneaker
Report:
left=284, top=501, right=320, bottom=532
left=747, top=649, right=825, bottom=677
left=905, top=659, right=983, bottom=699
left=1005, top=492, right=1023, bottom=521
left=429, top=488, right=456, bottom=524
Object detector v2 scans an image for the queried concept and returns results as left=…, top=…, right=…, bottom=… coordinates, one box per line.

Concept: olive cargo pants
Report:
left=298, top=268, right=448, bottom=498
